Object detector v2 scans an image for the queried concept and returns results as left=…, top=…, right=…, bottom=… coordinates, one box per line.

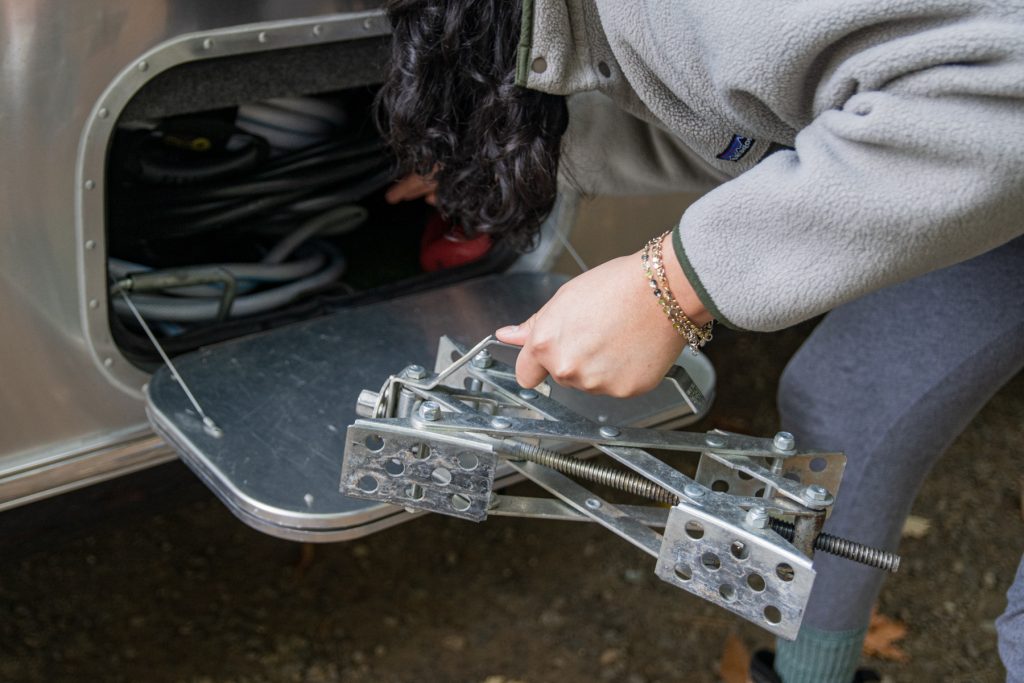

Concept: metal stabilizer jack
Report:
left=339, top=336, right=900, bottom=639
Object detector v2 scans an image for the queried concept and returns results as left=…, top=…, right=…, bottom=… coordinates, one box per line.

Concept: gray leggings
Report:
left=776, top=235, right=1024, bottom=672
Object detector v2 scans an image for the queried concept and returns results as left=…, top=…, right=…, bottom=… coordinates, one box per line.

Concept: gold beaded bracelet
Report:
left=641, top=230, right=714, bottom=354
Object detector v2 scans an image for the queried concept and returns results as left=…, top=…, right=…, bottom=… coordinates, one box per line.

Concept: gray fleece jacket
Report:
left=517, top=0, right=1024, bottom=331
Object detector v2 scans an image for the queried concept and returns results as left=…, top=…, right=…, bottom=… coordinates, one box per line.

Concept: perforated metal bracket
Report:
left=696, top=451, right=846, bottom=505
left=656, top=501, right=815, bottom=639
left=341, top=421, right=497, bottom=522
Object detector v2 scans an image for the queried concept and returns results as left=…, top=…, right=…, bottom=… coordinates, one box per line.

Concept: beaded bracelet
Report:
left=641, top=230, right=714, bottom=354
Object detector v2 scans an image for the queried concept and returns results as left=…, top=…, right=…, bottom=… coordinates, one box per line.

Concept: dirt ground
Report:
left=1, top=319, right=1021, bottom=683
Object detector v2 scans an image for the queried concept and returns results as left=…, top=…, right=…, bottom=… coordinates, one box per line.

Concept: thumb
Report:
left=495, top=316, right=534, bottom=346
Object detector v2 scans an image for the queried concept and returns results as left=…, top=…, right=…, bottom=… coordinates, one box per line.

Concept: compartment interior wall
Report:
left=106, top=37, right=516, bottom=370
left=121, top=38, right=391, bottom=123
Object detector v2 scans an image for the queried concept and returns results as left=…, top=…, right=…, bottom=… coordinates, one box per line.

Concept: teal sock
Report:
left=773, top=624, right=868, bottom=683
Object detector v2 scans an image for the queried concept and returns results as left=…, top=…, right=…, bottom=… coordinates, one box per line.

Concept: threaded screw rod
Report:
left=769, top=518, right=901, bottom=573
left=498, top=438, right=901, bottom=573
left=499, top=439, right=677, bottom=504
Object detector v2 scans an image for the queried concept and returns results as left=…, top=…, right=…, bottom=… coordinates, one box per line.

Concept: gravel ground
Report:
left=1, top=323, right=1021, bottom=683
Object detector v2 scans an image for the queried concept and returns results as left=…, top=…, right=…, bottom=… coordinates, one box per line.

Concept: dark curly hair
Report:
left=376, top=0, right=569, bottom=249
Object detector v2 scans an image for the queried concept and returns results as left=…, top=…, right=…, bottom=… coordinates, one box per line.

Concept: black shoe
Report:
left=749, top=650, right=881, bottom=683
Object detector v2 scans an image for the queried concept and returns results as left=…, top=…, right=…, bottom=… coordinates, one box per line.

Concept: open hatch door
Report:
left=145, top=273, right=715, bottom=541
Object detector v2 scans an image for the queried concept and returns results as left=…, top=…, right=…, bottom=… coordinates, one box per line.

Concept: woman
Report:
left=379, top=1, right=1024, bottom=681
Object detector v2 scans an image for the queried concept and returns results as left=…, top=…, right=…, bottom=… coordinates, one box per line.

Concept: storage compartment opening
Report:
left=105, top=41, right=517, bottom=370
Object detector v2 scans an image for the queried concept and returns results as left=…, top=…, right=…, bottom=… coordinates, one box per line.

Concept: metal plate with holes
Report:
left=146, top=273, right=715, bottom=542
left=696, top=453, right=846, bottom=503
left=655, top=503, right=815, bottom=639
left=342, top=425, right=496, bottom=521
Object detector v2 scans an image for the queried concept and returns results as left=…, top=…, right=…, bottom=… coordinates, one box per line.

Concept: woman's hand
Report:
left=496, top=233, right=710, bottom=397
left=384, top=172, right=438, bottom=205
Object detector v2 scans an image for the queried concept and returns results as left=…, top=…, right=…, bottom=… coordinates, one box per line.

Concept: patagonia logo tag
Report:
left=717, top=135, right=755, bottom=162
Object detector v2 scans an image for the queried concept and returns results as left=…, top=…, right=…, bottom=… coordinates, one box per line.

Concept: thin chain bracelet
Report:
left=641, top=230, right=714, bottom=354
left=648, top=232, right=714, bottom=347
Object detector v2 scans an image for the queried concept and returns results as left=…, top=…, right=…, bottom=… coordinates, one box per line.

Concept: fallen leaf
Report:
left=718, top=631, right=750, bottom=683
left=863, top=610, right=910, bottom=662
left=901, top=515, right=931, bottom=539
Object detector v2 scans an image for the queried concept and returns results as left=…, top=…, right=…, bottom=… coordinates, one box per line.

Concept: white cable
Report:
left=557, top=229, right=588, bottom=272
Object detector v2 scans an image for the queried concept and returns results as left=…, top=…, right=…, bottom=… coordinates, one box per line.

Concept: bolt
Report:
left=490, top=416, right=512, bottom=430
left=585, top=498, right=602, bottom=510
left=518, top=388, right=538, bottom=400
left=355, top=389, right=381, bottom=418
left=773, top=431, right=796, bottom=452
left=599, top=425, right=621, bottom=439
left=403, top=364, right=427, bottom=380
left=419, top=401, right=441, bottom=421
left=683, top=483, right=706, bottom=499
left=805, top=484, right=830, bottom=501
left=745, top=506, right=769, bottom=529
left=705, top=434, right=725, bottom=448
left=471, top=349, right=493, bottom=369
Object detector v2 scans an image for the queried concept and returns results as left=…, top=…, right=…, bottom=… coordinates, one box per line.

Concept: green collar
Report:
left=515, top=0, right=535, bottom=87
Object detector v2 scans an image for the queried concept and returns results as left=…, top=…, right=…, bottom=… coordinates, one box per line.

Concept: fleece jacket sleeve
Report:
left=670, top=19, right=1024, bottom=330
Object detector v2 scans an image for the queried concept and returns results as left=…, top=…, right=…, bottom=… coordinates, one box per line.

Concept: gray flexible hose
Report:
left=112, top=205, right=366, bottom=322
left=112, top=245, right=346, bottom=322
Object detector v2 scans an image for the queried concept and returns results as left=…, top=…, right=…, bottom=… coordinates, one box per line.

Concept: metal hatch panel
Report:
left=145, top=273, right=715, bottom=542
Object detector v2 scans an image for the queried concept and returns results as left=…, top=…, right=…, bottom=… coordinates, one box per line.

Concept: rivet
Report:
left=490, top=417, right=512, bottom=430
left=84, top=240, right=96, bottom=250
left=97, top=108, right=109, bottom=119
left=531, top=56, right=547, bottom=74
left=103, top=357, right=113, bottom=367
left=585, top=498, right=602, bottom=510
left=597, top=61, right=611, bottom=78
left=84, top=179, right=95, bottom=190
left=312, top=24, right=324, bottom=37
left=518, top=388, right=538, bottom=400
left=362, top=18, right=373, bottom=30
left=202, top=38, right=214, bottom=50
left=88, top=299, right=99, bottom=309
left=683, top=483, right=706, bottom=499
left=599, top=425, right=620, bottom=439
left=257, top=31, right=269, bottom=43
left=137, top=60, right=149, bottom=72
left=705, top=434, right=725, bottom=448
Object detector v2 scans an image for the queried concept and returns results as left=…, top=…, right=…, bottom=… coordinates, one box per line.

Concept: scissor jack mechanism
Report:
left=339, top=336, right=901, bottom=639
